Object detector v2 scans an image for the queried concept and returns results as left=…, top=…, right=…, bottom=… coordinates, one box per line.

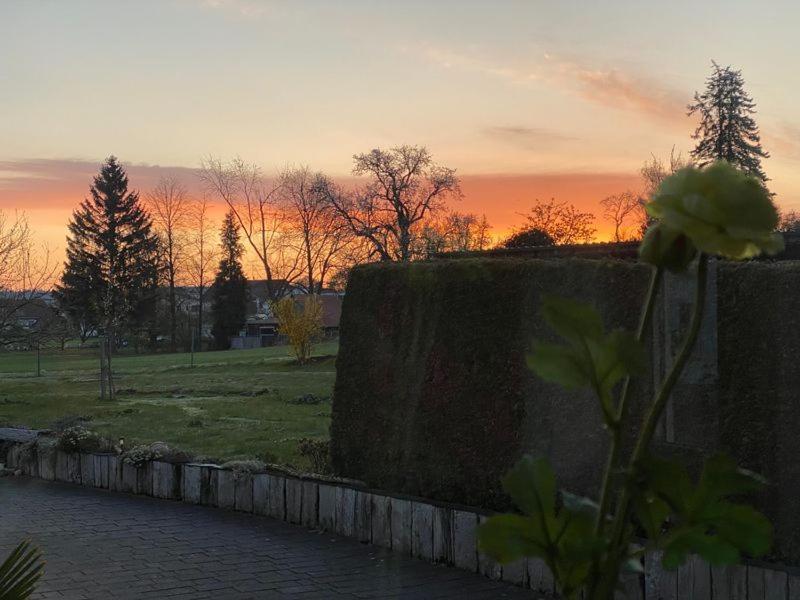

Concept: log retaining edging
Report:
left=3, top=440, right=799, bottom=599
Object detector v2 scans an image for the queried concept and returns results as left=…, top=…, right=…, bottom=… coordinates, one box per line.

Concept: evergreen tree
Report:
left=688, top=61, right=769, bottom=183
left=55, top=156, right=160, bottom=345
left=211, top=211, right=249, bottom=349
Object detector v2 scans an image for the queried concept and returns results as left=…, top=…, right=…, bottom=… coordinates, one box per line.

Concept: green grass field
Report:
left=0, top=342, right=338, bottom=469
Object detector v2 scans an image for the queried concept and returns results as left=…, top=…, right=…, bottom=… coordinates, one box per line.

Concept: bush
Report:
left=297, top=438, right=331, bottom=475
left=273, top=295, right=323, bottom=364
left=122, top=441, right=192, bottom=466
left=122, top=444, right=161, bottom=467
left=57, top=427, right=109, bottom=454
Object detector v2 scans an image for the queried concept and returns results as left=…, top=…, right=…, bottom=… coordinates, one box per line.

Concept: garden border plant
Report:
left=478, top=161, right=784, bottom=599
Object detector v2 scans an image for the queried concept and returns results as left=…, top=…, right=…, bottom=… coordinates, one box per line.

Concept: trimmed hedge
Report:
left=716, top=261, right=800, bottom=562
left=331, top=258, right=651, bottom=509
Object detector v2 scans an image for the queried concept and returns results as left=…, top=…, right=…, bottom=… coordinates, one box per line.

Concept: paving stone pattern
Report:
left=0, top=477, right=534, bottom=599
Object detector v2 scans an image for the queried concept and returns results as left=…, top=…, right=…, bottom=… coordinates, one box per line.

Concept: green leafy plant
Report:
left=56, top=426, right=108, bottom=454
left=479, top=161, right=781, bottom=599
left=297, top=437, right=332, bottom=475
left=0, top=541, right=44, bottom=599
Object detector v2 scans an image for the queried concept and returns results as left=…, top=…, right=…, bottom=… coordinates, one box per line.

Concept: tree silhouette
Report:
left=501, top=227, right=555, bottom=248
left=56, top=156, right=160, bottom=346
left=518, top=199, right=595, bottom=245
left=211, top=211, right=249, bottom=349
left=688, top=61, right=769, bottom=183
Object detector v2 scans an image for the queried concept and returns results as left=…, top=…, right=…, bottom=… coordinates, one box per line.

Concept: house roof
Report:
left=246, top=294, right=343, bottom=328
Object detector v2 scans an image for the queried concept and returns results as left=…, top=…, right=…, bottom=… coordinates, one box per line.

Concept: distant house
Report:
left=231, top=293, right=343, bottom=349
left=173, top=279, right=343, bottom=349
left=0, top=296, right=68, bottom=349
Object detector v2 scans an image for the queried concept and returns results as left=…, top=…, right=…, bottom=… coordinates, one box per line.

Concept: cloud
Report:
left=0, top=159, right=205, bottom=209
left=483, top=125, right=575, bottom=149
left=413, top=44, right=689, bottom=129
left=546, top=55, right=688, bottom=127
left=765, top=123, right=800, bottom=162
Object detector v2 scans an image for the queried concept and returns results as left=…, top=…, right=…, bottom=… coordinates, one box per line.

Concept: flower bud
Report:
left=639, top=223, right=697, bottom=272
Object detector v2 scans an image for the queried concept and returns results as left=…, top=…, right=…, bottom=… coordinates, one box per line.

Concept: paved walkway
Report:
left=0, top=477, right=533, bottom=599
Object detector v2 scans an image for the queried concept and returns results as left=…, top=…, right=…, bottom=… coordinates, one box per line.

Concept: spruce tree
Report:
left=56, top=156, right=160, bottom=345
left=688, top=61, right=769, bottom=183
left=211, top=211, right=249, bottom=349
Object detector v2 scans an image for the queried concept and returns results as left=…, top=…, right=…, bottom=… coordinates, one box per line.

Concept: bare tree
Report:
left=521, top=199, right=596, bottom=245
left=146, top=177, right=191, bottom=352
left=279, top=167, right=351, bottom=293
left=185, top=195, right=218, bottom=348
left=0, top=211, right=56, bottom=347
left=415, top=211, right=492, bottom=257
left=641, top=147, right=692, bottom=198
left=600, top=191, right=641, bottom=242
left=638, top=148, right=694, bottom=234
left=777, top=209, right=800, bottom=234
left=199, top=157, right=299, bottom=301
left=321, top=146, right=461, bottom=261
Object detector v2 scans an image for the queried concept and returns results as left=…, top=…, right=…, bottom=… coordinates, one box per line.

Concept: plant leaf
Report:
left=540, top=295, right=603, bottom=343
left=502, top=455, right=557, bottom=520
left=0, top=540, right=44, bottom=600
left=528, top=342, right=591, bottom=389
left=478, top=514, right=548, bottom=563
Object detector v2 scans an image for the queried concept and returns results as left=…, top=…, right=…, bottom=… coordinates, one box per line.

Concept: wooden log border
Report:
left=3, top=440, right=798, bottom=599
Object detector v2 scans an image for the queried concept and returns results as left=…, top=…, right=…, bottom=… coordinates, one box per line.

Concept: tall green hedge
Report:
left=331, top=258, right=651, bottom=509
left=717, top=261, right=800, bottom=562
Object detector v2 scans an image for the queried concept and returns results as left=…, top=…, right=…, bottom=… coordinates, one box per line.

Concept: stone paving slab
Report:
left=0, top=477, right=534, bottom=599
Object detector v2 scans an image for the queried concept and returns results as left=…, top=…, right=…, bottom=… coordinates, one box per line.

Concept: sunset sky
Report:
left=2, top=0, right=800, bottom=268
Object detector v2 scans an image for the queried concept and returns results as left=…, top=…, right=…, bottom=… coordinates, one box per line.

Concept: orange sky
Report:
left=4, top=3, right=800, bottom=276
left=0, top=159, right=640, bottom=277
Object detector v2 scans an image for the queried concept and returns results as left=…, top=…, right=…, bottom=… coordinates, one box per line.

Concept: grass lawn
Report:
left=0, top=341, right=337, bottom=469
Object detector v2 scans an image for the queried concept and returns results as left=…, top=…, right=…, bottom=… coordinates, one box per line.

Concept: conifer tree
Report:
left=56, top=156, right=160, bottom=345
left=211, top=211, right=249, bottom=349
left=688, top=61, right=769, bottom=183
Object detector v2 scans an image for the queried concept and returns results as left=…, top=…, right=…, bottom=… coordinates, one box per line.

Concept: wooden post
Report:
left=190, top=328, right=195, bottom=368
left=36, top=339, right=41, bottom=377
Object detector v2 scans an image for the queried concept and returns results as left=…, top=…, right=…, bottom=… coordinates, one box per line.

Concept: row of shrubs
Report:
left=13, top=425, right=333, bottom=475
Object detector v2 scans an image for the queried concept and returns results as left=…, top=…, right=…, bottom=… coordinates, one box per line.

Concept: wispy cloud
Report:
left=765, top=123, right=800, bottom=162
left=413, top=44, right=689, bottom=128
left=545, top=55, right=688, bottom=126
left=483, top=125, right=575, bottom=149
left=0, top=159, right=204, bottom=209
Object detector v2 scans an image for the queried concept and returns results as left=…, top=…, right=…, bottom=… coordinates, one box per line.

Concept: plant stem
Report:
left=594, top=266, right=664, bottom=535
left=589, top=266, right=663, bottom=597
left=628, top=253, right=707, bottom=466
left=597, top=253, right=708, bottom=599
